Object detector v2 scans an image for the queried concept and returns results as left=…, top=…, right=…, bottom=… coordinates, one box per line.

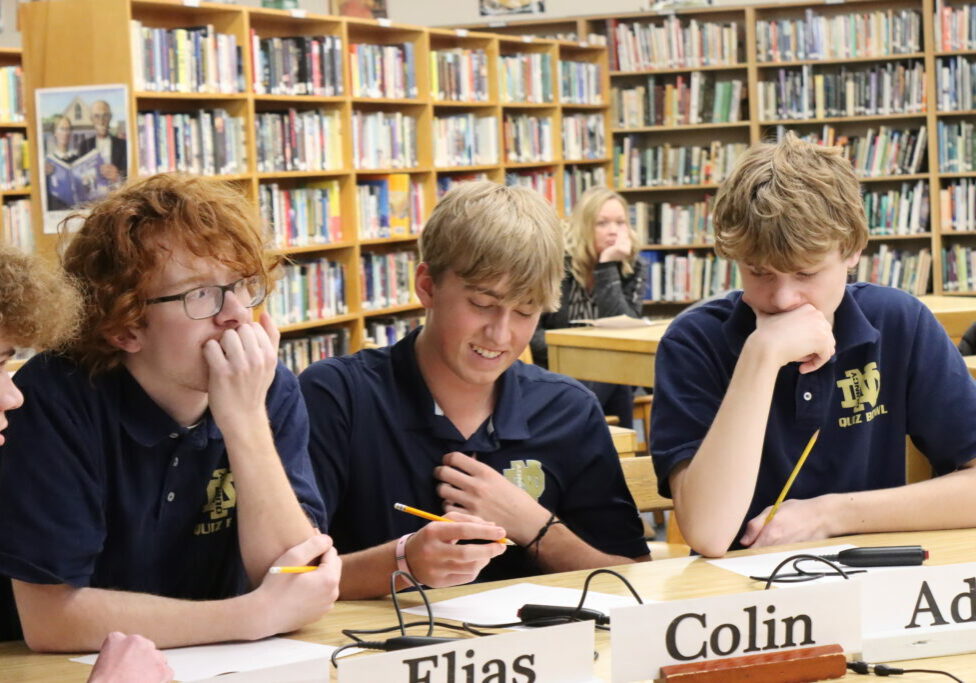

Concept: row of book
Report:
left=613, top=139, right=747, bottom=189
left=1, top=199, right=31, bottom=254
left=939, top=178, right=976, bottom=231
left=611, top=74, right=743, bottom=128
left=560, top=60, right=602, bottom=105
left=366, top=315, right=423, bottom=347
left=251, top=33, right=344, bottom=97
left=130, top=21, right=243, bottom=94
left=937, top=56, right=976, bottom=112
left=0, top=133, right=28, bottom=190
left=499, top=52, right=554, bottom=104
left=632, top=197, right=715, bottom=247
left=136, top=109, right=247, bottom=177
left=562, top=113, right=605, bottom=161
left=255, top=109, right=342, bottom=173
left=757, top=62, right=925, bottom=122
left=361, top=250, right=418, bottom=311
left=436, top=171, right=489, bottom=199
left=430, top=48, right=489, bottom=102
left=357, top=174, right=425, bottom=239
left=351, top=111, right=418, bottom=170
left=266, top=258, right=347, bottom=327
left=279, top=329, right=350, bottom=376
left=503, top=114, right=553, bottom=164
left=863, top=180, right=930, bottom=236
left=349, top=42, right=417, bottom=99
left=756, top=9, right=922, bottom=63
left=563, top=165, right=607, bottom=215
left=433, top=114, right=499, bottom=167
left=641, top=250, right=742, bottom=303
left=506, top=169, right=556, bottom=205
left=785, top=125, right=927, bottom=178
left=936, top=2, right=976, bottom=52
left=0, top=66, right=22, bottom=122
left=943, top=244, right=976, bottom=293
left=259, top=181, right=343, bottom=249
left=856, top=246, right=931, bottom=295
left=937, top=120, right=976, bottom=172
left=606, top=17, right=741, bottom=71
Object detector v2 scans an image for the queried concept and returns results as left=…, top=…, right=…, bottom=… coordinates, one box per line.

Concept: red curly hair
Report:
left=61, top=173, right=280, bottom=375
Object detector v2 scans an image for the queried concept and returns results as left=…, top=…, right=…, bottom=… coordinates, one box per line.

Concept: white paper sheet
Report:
left=71, top=637, right=337, bottom=682
left=707, top=543, right=920, bottom=585
left=569, top=314, right=665, bottom=328
left=402, top=582, right=647, bottom=626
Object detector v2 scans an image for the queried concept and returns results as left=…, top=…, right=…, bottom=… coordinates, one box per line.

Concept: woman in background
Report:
left=530, top=186, right=645, bottom=427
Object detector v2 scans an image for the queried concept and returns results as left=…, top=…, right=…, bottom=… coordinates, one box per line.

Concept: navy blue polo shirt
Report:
left=299, top=327, right=647, bottom=583
left=651, top=283, right=976, bottom=550
left=0, top=353, right=324, bottom=611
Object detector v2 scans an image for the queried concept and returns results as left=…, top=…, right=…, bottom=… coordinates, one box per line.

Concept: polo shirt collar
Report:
left=117, top=366, right=217, bottom=448
left=393, top=327, right=531, bottom=443
left=721, top=286, right=880, bottom=358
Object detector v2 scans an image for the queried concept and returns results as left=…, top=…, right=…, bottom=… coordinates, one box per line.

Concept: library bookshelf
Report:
left=455, top=0, right=976, bottom=305
left=0, top=47, right=30, bottom=256
left=18, top=0, right=611, bottom=373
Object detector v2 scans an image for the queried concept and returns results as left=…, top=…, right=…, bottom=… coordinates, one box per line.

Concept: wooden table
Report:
left=545, top=320, right=671, bottom=387
left=608, top=424, right=637, bottom=457
left=3, top=529, right=975, bottom=681
left=919, top=295, right=976, bottom=345
left=966, top=355, right=976, bottom=380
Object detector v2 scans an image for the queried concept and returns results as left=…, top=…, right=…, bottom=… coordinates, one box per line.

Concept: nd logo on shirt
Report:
left=836, top=361, right=887, bottom=428
left=503, top=460, right=545, bottom=500
left=195, top=468, right=237, bottom=536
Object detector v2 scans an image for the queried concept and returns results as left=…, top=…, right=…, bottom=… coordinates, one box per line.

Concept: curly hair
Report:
left=0, top=244, right=81, bottom=350
left=61, top=173, right=280, bottom=375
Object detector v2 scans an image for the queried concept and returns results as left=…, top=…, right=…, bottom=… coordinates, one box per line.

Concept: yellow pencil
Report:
left=394, top=503, right=514, bottom=545
left=268, top=565, right=318, bottom=574
left=763, top=429, right=821, bottom=527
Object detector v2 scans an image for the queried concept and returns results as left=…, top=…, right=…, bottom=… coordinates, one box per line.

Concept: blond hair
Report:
left=713, top=132, right=868, bottom=271
left=0, top=244, right=81, bottom=350
left=567, top=186, right=640, bottom=288
left=419, top=181, right=563, bottom=311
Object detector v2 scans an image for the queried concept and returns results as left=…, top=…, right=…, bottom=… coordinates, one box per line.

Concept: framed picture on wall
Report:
left=331, top=0, right=388, bottom=19
left=479, top=0, right=545, bottom=15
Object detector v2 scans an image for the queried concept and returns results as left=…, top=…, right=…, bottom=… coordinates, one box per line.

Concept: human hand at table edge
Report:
left=87, top=632, right=173, bottom=683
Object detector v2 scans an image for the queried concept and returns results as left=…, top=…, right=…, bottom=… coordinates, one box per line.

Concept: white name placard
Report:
left=610, top=580, right=862, bottom=682
left=337, top=621, right=595, bottom=683
left=861, top=562, right=976, bottom=661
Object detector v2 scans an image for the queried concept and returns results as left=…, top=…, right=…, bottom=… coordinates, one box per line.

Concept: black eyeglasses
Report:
left=145, top=275, right=267, bottom=320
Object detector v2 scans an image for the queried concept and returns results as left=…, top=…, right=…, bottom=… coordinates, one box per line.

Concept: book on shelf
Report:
left=560, top=60, right=601, bottom=105
left=361, top=250, right=418, bottom=310
left=350, top=42, right=417, bottom=99
left=779, top=125, right=926, bottom=177
left=937, top=56, right=976, bottom=112
left=431, top=48, right=489, bottom=102
left=937, top=119, right=976, bottom=172
left=0, top=66, right=23, bottom=122
left=351, top=110, right=419, bottom=170
left=756, top=8, right=921, bottom=63
left=936, top=2, right=976, bottom=52
left=605, top=16, right=739, bottom=72
left=255, top=109, right=342, bottom=173
left=943, top=243, right=976, bottom=293
left=259, top=180, right=342, bottom=249
left=357, top=173, right=422, bottom=239
left=633, top=196, right=715, bottom=246
left=503, top=113, right=553, bottom=163
left=279, top=328, right=350, bottom=375
left=856, top=245, right=931, bottom=295
left=612, top=74, right=743, bottom=128
left=0, top=132, right=28, bottom=190
left=130, top=21, right=243, bottom=94
left=366, top=315, right=423, bottom=347
left=505, top=168, right=555, bottom=204
left=436, top=171, right=490, bottom=198
left=614, top=139, right=746, bottom=188
left=1, top=198, right=31, bottom=254
left=561, top=113, right=605, bottom=161
left=433, top=113, right=499, bottom=167
left=267, top=257, right=347, bottom=326
left=563, top=165, right=607, bottom=215
left=137, top=109, right=247, bottom=176
left=251, top=32, right=344, bottom=96
left=641, top=250, right=741, bottom=303
left=940, top=178, right=976, bottom=232
left=863, top=180, right=929, bottom=236
left=499, top=52, right=553, bottom=103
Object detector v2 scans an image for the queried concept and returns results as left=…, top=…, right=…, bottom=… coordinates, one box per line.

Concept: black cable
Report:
left=752, top=553, right=855, bottom=589
left=390, top=569, right=433, bottom=637
left=847, top=661, right=964, bottom=682
left=894, top=668, right=964, bottom=682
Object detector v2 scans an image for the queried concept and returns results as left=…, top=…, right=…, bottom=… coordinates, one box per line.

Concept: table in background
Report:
left=545, top=320, right=671, bottom=387
left=919, top=295, right=976, bottom=345
left=3, top=529, right=975, bottom=681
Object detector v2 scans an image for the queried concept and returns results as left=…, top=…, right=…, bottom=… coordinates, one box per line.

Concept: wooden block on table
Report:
left=660, top=644, right=846, bottom=682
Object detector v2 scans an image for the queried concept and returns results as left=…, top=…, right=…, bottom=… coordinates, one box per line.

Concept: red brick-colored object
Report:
left=660, top=644, right=847, bottom=682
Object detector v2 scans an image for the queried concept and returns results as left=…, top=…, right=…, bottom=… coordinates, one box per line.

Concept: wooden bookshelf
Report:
left=454, top=0, right=976, bottom=302
left=0, top=48, right=30, bottom=254
left=19, top=0, right=611, bottom=372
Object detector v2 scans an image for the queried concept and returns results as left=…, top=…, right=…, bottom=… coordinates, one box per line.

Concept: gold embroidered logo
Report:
left=836, top=362, right=887, bottom=427
left=195, top=468, right=236, bottom=535
left=503, top=460, right=545, bottom=500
